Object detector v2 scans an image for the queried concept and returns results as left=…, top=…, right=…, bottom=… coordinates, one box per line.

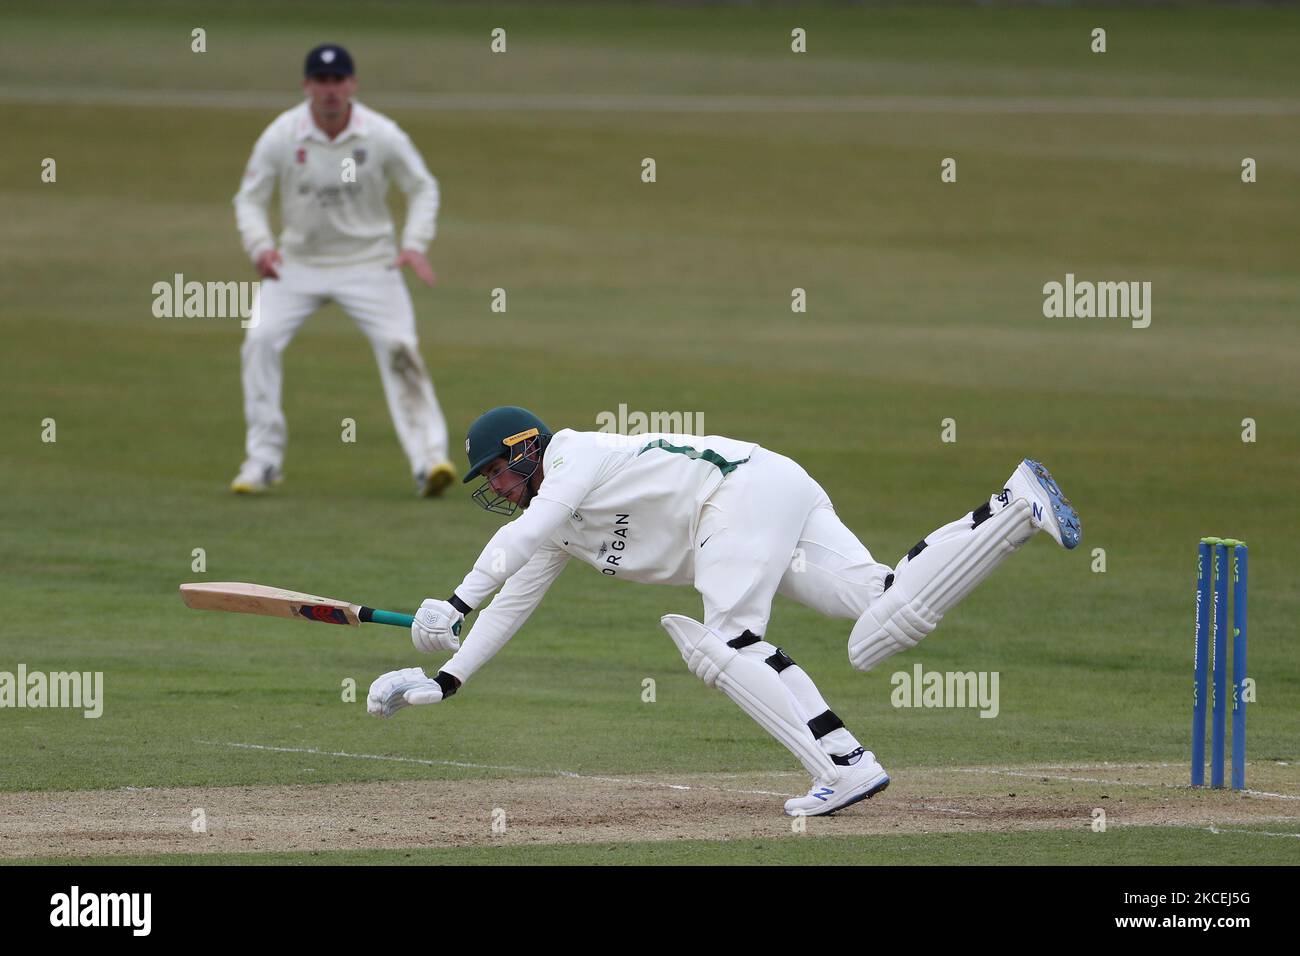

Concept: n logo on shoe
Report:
left=814, top=787, right=834, bottom=801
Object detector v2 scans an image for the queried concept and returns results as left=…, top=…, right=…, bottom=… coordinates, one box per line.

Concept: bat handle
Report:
left=358, top=607, right=416, bottom=629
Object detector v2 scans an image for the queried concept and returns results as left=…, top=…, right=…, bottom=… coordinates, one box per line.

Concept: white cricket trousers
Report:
left=240, top=259, right=449, bottom=475
left=692, top=447, right=890, bottom=760
left=693, top=447, right=891, bottom=640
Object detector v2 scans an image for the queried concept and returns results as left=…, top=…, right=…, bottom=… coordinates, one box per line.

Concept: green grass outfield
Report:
left=1, top=2, right=1297, bottom=865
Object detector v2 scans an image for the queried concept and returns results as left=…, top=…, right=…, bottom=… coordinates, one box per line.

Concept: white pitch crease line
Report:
left=3, top=87, right=1300, bottom=116
left=953, top=768, right=1152, bottom=785
left=953, top=767, right=1300, bottom=801
left=993, top=762, right=1183, bottom=770
left=198, top=744, right=1300, bottom=805
left=1207, top=826, right=1300, bottom=838
left=197, top=740, right=790, bottom=797
left=1240, top=789, right=1300, bottom=801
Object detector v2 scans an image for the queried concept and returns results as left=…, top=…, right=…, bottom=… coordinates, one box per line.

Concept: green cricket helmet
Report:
left=462, top=406, right=552, bottom=515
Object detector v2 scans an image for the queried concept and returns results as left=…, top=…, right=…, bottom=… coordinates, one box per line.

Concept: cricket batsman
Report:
left=231, top=44, right=456, bottom=497
left=367, top=406, right=1082, bottom=816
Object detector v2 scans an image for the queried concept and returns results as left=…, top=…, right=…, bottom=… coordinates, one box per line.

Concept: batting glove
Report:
left=367, top=667, right=444, bottom=718
left=411, top=598, right=464, bottom=654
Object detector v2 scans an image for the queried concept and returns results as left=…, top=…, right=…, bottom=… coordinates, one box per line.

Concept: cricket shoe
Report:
left=230, top=461, right=283, bottom=495
left=1004, top=458, right=1081, bottom=550
left=784, top=751, right=890, bottom=817
left=416, top=461, right=458, bottom=498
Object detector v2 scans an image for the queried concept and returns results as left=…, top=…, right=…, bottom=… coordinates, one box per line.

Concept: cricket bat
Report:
left=179, top=582, right=414, bottom=629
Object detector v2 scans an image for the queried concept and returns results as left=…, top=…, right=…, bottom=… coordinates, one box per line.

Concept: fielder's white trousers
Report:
left=240, top=259, right=448, bottom=476
left=693, top=448, right=890, bottom=640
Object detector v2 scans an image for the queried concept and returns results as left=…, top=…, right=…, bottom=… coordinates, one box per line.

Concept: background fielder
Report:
left=367, top=406, right=1082, bottom=816
left=232, top=43, right=455, bottom=496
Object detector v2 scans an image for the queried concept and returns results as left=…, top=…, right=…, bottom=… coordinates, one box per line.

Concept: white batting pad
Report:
left=848, top=499, right=1032, bottom=671
left=661, top=615, right=840, bottom=783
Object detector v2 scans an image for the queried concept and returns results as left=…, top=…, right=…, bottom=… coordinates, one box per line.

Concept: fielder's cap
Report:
left=304, top=44, right=355, bottom=77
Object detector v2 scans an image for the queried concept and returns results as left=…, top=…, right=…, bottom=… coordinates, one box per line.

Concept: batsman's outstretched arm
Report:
left=450, top=498, right=573, bottom=610
left=439, top=542, right=571, bottom=686
left=369, top=545, right=568, bottom=718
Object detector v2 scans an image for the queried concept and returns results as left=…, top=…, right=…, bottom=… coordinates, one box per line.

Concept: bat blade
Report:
left=180, top=582, right=361, bottom=626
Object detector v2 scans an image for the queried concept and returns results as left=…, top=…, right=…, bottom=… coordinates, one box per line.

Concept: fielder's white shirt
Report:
left=233, top=100, right=438, bottom=267
left=440, top=430, right=758, bottom=683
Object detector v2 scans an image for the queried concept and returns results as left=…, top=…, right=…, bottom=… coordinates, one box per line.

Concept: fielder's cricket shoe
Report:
left=230, top=461, right=283, bottom=495
left=1004, top=458, right=1081, bottom=550
left=784, top=751, right=890, bottom=817
left=416, top=461, right=458, bottom=498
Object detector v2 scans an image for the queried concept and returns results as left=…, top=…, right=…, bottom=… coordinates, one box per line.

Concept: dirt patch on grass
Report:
left=2, top=762, right=1296, bottom=860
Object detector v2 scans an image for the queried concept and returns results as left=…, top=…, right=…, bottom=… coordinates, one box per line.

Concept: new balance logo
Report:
left=813, top=787, right=834, bottom=802
left=1032, top=502, right=1043, bottom=522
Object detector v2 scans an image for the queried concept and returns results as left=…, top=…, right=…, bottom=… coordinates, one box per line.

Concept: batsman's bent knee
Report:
left=660, top=614, right=841, bottom=784
left=848, top=588, right=938, bottom=671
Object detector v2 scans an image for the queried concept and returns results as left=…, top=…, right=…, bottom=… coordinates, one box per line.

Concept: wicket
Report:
left=1190, top=537, right=1248, bottom=789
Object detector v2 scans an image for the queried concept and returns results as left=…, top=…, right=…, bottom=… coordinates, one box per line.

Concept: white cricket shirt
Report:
left=440, top=430, right=759, bottom=683
left=233, top=100, right=438, bottom=267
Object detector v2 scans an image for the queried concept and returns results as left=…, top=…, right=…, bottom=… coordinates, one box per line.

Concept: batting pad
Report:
left=848, top=499, right=1032, bottom=672
left=661, top=614, right=841, bottom=783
